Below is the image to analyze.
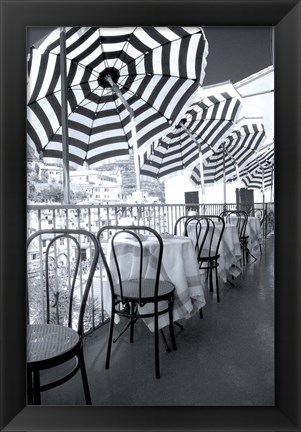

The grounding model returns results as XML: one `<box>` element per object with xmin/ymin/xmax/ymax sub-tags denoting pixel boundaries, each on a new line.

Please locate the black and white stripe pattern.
<box><xmin>27</xmin><ymin>27</ymin><xmax>208</xmax><ymax>167</ymax></box>
<box><xmin>190</xmin><ymin>118</ymin><xmax>266</xmax><ymax>186</ymax></box>
<box><xmin>139</xmin><ymin>82</ymin><xmax>242</xmax><ymax>181</ymax></box>
<box><xmin>239</xmin><ymin>146</ymin><xmax>274</xmax><ymax>190</ymax></box>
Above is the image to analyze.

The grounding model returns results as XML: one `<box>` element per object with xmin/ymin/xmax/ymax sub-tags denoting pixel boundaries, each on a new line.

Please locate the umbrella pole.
<box><xmin>222</xmin><ymin>143</ymin><xmax>227</xmax><ymax>211</ymax></box>
<box><xmin>105</xmin><ymin>76</ymin><xmax>141</xmax><ymax>201</ymax></box>
<box><xmin>270</xmin><ymin>164</ymin><xmax>274</xmax><ymax>203</ymax></box>
<box><xmin>130</xmin><ymin>112</ymin><xmax>142</xmax><ymax>196</ymax></box>
<box><xmin>60</xmin><ymin>27</ymin><xmax>70</xmax><ymax>204</ymax></box>
<box><xmin>262</xmin><ymin>166</ymin><xmax>265</xmax><ymax>210</ymax></box>
<box><xmin>180</xmin><ymin>122</ymin><xmax>205</xmax><ymax>195</ymax></box>
<box><xmin>235</xmin><ymin>164</ymin><xmax>241</xmax><ymax>187</ymax></box>
<box><xmin>198</xmin><ymin>147</ymin><xmax>205</xmax><ymax>196</ymax></box>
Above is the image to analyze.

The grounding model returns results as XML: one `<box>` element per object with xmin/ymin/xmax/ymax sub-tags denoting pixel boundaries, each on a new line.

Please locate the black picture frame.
<box><xmin>0</xmin><ymin>1</ymin><xmax>300</xmax><ymax>431</ymax></box>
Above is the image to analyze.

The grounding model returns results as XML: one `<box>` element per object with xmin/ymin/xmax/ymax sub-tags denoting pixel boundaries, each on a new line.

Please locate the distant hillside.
<box><xmin>27</xmin><ymin>150</ymin><xmax>165</xmax><ymax>201</ymax></box>
<box><xmin>100</xmin><ymin>155</ymin><xmax>165</xmax><ymax>200</ymax></box>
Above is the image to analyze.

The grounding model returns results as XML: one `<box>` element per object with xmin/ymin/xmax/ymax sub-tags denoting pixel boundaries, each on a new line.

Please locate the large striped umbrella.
<box><xmin>139</xmin><ymin>82</ymin><xmax>242</xmax><ymax>189</ymax></box>
<box><xmin>190</xmin><ymin>118</ymin><xmax>266</xmax><ymax>205</ymax></box>
<box><xmin>234</xmin><ymin>144</ymin><xmax>274</xmax><ymax>204</ymax></box>
<box><xmin>27</xmin><ymin>26</ymin><xmax>208</xmax><ymax>202</ymax></box>
<box><xmin>239</xmin><ymin>145</ymin><xmax>274</xmax><ymax>190</ymax></box>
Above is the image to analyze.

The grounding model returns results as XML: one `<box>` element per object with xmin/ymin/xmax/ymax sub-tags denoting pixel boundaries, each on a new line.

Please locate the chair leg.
<box><xmin>209</xmin><ymin>266</ymin><xmax>213</xmax><ymax>292</ymax></box>
<box><xmin>215</xmin><ymin>265</ymin><xmax>220</xmax><ymax>303</ymax></box>
<box><xmin>79</xmin><ymin>350</ymin><xmax>92</xmax><ymax>405</ymax></box>
<box><xmin>154</xmin><ymin>314</ymin><xmax>160</xmax><ymax>379</ymax></box>
<box><xmin>130</xmin><ymin>302</ymin><xmax>135</xmax><ymax>343</ymax></box>
<box><xmin>199</xmin><ymin>308</ymin><xmax>203</xmax><ymax>319</ymax></box>
<box><xmin>241</xmin><ymin>242</ymin><xmax>246</xmax><ymax>266</ymax></box>
<box><xmin>168</xmin><ymin>303</ymin><xmax>177</xmax><ymax>351</ymax></box>
<box><xmin>105</xmin><ymin>310</ymin><xmax>115</xmax><ymax>370</ymax></box>
<box><xmin>175</xmin><ymin>321</ymin><xmax>184</xmax><ymax>330</ymax></box>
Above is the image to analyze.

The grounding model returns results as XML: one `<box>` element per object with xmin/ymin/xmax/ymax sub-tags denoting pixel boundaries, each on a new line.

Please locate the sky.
<box><xmin>202</xmin><ymin>26</ymin><xmax>273</xmax><ymax>85</ymax></box>
<box><xmin>27</xmin><ymin>26</ymin><xmax>273</xmax><ymax>86</ymax></box>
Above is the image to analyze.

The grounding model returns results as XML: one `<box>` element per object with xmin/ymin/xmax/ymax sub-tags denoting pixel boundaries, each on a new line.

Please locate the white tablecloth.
<box><xmin>226</xmin><ymin>216</ymin><xmax>262</xmax><ymax>253</ymax></box>
<box><xmin>104</xmin><ymin>235</ymin><xmax>206</xmax><ymax>331</ymax></box>
<box><xmin>186</xmin><ymin>222</ymin><xmax>243</xmax><ymax>282</ymax></box>
<box><xmin>245</xmin><ymin>216</ymin><xmax>262</xmax><ymax>252</ymax></box>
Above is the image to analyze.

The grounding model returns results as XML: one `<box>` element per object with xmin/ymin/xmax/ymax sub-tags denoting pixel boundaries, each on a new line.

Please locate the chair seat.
<box><xmin>114</xmin><ymin>279</ymin><xmax>175</xmax><ymax>302</ymax></box>
<box><xmin>198</xmin><ymin>253</ymin><xmax>220</xmax><ymax>262</ymax></box>
<box><xmin>27</xmin><ymin>324</ymin><xmax>80</xmax><ymax>364</ymax></box>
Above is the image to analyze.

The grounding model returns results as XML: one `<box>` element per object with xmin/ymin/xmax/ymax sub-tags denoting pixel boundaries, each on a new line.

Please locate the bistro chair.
<box><xmin>220</xmin><ymin>210</ymin><xmax>250</xmax><ymax>266</ymax></box>
<box><xmin>174</xmin><ymin>215</ymin><xmax>197</xmax><ymax>236</ymax></box>
<box><xmin>236</xmin><ymin>210</ymin><xmax>256</xmax><ymax>264</ymax></box>
<box><xmin>192</xmin><ymin>216</ymin><xmax>225</xmax><ymax>303</ymax></box>
<box><xmin>174</xmin><ymin>216</ymin><xmax>206</xmax><ymax>319</ymax></box>
<box><xmin>97</xmin><ymin>225</ymin><xmax>177</xmax><ymax>379</ymax></box>
<box><xmin>26</xmin><ymin>229</ymin><xmax>100</xmax><ymax>405</ymax></box>
<box><xmin>249</xmin><ymin>208</ymin><xmax>265</xmax><ymax>253</ymax></box>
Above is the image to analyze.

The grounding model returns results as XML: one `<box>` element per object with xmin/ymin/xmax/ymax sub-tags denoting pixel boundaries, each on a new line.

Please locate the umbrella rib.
<box><xmin>111</xmin><ymin>27</ymin><xmax>139</xmax><ymax>72</ymax></box>
<box><xmin>98</xmin><ymin>27</ymin><xmax>112</xmax><ymax>72</ymax></box>
<box><xmin>116</xmin><ymin>28</ymin><xmax>204</xmax><ymax>79</ymax></box>
<box><xmin>107</xmin><ymin>78</ymin><xmax>175</xmax><ymax>123</ymax></box>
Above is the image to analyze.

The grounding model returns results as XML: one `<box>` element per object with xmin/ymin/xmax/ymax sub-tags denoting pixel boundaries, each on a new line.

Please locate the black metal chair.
<box><xmin>220</xmin><ymin>210</ymin><xmax>250</xmax><ymax>265</ymax></box>
<box><xmin>97</xmin><ymin>225</ymin><xmax>177</xmax><ymax>379</ymax></box>
<box><xmin>249</xmin><ymin>208</ymin><xmax>265</xmax><ymax>253</ymax></box>
<box><xmin>236</xmin><ymin>210</ymin><xmax>251</xmax><ymax>264</ymax></box>
<box><xmin>174</xmin><ymin>215</ymin><xmax>198</xmax><ymax>236</ymax></box>
<box><xmin>191</xmin><ymin>216</ymin><xmax>225</xmax><ymax>303</ymax></box>
<box><xmin>26</xmin><ymin>229</ymin><xmax>100</xmax><ymax>405</ymax></box>
<box><xmin>174</xmin><ymin>215</ymin><xmax>206</xmax><ymax>319</ymax></box>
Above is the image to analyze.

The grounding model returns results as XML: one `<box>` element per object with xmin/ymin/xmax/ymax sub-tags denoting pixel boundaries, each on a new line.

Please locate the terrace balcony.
<box><xmin>25</xmin><ymin>200</ymin><xmax>275</xmax><ymax>405</ymax></box>
<box><xmin>27</xmin><ymin>201</ymin><xmax>274</xmax><ymax>333</ymax></box>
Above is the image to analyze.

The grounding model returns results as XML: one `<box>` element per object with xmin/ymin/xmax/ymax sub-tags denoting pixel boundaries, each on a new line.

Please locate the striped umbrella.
<box><xmin>239</xmin><ymin>145</ymin><xmax>274</xmax><ymax>190</ymax></box>
<box><xmin>27</xmin><ymin>26</ymin><xmax>208</xmax><ymax>201</ymax></box>
<box><xmin>190</xmin><ymin>118</ymin><xmax>266</xmax><ymax>205</ymax></box>
<box><xmin>234</xmin><ymin>144</ymin><xmax>274</xmax><ymax>205</ymax></box>
<box><xmin>139</xmin><ymin>82</ymin><xmax>242</xmax><ymax>189</ymax></box>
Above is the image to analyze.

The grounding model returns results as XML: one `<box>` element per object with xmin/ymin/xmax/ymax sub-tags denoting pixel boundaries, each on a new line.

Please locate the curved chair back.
<box><xmin>236</xmin><ymin>210</ymin><xmax>248</xmax><ymax>238</ymax></box>
<box><xmin>26</xmin><ymin>229</ymin><xmax>100</xmax><ymax>336</ymax></box>
<box><xmin>220</xmin><ymin>210</ymin><xmax>247</xmax><ymax>239</ymax></box>
<box><xmin>174</xmin><ymin>215</ymin><xmax>199</xmax><ymax>236</ymax></box>
<box><xmin>202</xmin><ymin>215</ymin><xmax>225</xmax><ymax>260</ymax></box>
<box><xmin>97</xmin><ymin>225</ymin><xmax>163</xmax><ymax>307</ymax></box>
<box><xmin>249</xmin><ymin>207</ymin><xmax>266</xmax><ymax>225</ymax></box>
<box><xmin>184</xmin><ymin>216</ymin><xmax>209</xmax><ymax>257</ymax></box>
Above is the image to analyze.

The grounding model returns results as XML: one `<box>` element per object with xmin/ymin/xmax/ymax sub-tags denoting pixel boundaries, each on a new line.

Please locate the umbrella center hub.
<box><xmin>98</xmin><ymin>67</ymin><xmax>120</xmax><ymax>88</ymax></box>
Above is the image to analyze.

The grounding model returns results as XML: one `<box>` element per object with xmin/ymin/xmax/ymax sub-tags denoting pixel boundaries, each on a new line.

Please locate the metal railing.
<box><xmin>27</xmin><ymin>201</ymin><xmax>274</xmax><ymax>333</ymax></box>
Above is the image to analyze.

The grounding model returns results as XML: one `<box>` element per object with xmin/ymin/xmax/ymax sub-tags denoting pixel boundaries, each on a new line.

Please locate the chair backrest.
<box><xmin>97</xmin><ymin>225</ymin><xmax>164</xmax><ymax>306</ymax></box>
<box><xmin>174</xmin><ymin>215</ymin><xmax>198</xmax><ymax>236</ymax></box>
<box><xmin>184</xmin><ymin>216</ymin><xmax>209</xmax><ymax>256</ymax></box>
<box><xmin>202</xmin><ymin>215</ymin><xmax>225</xmax><ymax>259</ymax></box>
<box><xmin>26</xmin><ymin>229</ymin><xmax>100</xmax><ymax>336</ymax></box>
<box><xmin>236</xmin><ymin>210</ymin><xmax>248</xmax><ymax>238</ymax></box>
<box><xmin>249</xmin><ymin>208</ymin><xmax>266</xmax><ymax>224</ymax></box>
<box><xmin>219</xmin><ymin>210</ymin><xmax>232</xmax><ymax>219</ymax></box>
<box><xmin>220</xmin><ymin>210</ymin><xmax>247</xmax><ymax>238</ymax></box>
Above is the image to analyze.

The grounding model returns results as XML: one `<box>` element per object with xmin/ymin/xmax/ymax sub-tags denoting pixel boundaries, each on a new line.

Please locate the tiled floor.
<box><xmin>40</xmin><ymin>234</ymin><xmax>275</xmax><ymax>406</ymax></box>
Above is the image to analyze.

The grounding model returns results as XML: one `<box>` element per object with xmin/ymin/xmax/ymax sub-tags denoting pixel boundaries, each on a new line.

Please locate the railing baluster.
<box><xmin>27</xmin><ymin>200</ymin><xmax>268</xmax><ymax>333</ymax></box>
